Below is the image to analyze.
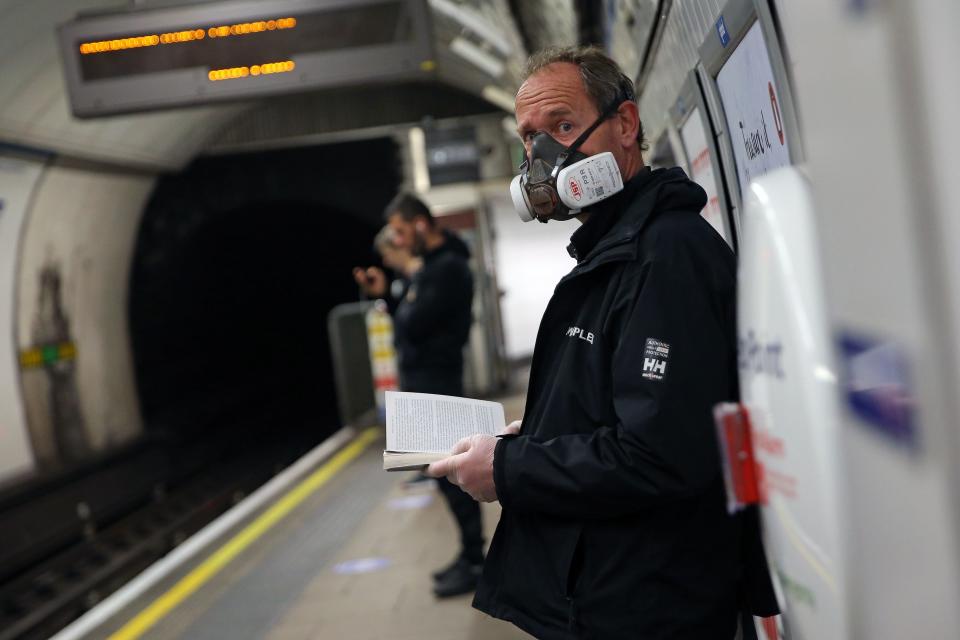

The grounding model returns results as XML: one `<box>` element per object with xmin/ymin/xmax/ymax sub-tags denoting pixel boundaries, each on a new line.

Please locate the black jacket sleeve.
<box><xmin>495</xmin><ymin>256</ymin><xmax>731</xmax><ymax>518</ymax></box>
<box><xmin>393</xmin><ymin>259</ymin><xmax>472</xmax><ymax>343</ymax></box>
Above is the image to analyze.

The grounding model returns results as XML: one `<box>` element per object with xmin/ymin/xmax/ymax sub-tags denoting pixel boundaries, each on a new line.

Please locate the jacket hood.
<box><xmin>575</xmin><ymin>166</ymin><xmax>707</xmax><ymax>263</ymax></box>
<box><xmin>646</xmin><ymin>166</ymin><xmax>709</xmax><ymax>211</ymax></box>
<box><xmin>430</xmin><ymin>229</ymin><xmax>471</xmax><ymax>260</ymax></box>
<box><xmin>612</xmin><ymin>166</ymin><xmax>706</xmax><ymax>229</ymax></box>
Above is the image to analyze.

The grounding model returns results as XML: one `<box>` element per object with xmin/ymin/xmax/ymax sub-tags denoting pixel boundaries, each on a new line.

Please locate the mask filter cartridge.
<box><xmin>555</xmin><ymin>152</ymin><xmax>623</xmax><ymax>210</ymax></box>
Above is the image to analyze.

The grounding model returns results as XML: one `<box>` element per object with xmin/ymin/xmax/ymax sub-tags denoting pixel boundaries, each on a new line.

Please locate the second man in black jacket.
<box><xmin>354</xmin><ymin>193</ymin><xmax>481</xmax><ymax>598</ymax></box>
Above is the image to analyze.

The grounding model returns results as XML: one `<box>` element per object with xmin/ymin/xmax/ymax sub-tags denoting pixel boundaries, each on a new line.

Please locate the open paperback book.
<box><xmin>383</xmin><ymin>391</ymin><xmax>505</xmax><ymax>471</ymax></box>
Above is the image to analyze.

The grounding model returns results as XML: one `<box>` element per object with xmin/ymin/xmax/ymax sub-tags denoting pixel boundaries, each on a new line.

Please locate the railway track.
<box><xmin>0</xmin><ymin>431</ymin><xmax>317</xmax><ymax>640</ymax></box>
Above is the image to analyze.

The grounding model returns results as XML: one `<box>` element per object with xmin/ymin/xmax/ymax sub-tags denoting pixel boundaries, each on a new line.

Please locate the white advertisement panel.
<box><xmin>679</xmin><ymin>106</ymin><xmax>731</xmax><ymax>245</ymax></box>
<box><xmin>0</xmin><ymin>151</ymin><xmax>43</xmax><ymax>483</ymax></box>
<box><xmin>740</xmin><ymin>168</ymin><xmax>850</xmax><ymax>639</ymax></box>
<box><xmin>716</xmin><ymin>21</ymin><xmax>791</xmax><ymax>197</ymax></box>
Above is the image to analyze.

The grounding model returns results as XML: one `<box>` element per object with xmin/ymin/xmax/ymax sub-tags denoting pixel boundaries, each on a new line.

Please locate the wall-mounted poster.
<box><xmin>679</xmin><ymin>106</ymin><xmax>730</xmax><ymax>245</ymax></box>
<box><xmin>716</xmin><ymin>20</ymin><xmax>791</xmax><ymax>196</ymax></box>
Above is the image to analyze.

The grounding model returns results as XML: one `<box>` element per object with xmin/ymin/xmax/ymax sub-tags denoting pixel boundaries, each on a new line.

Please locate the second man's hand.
<box><xmin>426</xmin><ymin>421</ymin><xmax>521</xmax><ymax>503</ymax></box>
<box><xmin>352</xmin><ymin>265</ymin><xmax>387</xmax><ymax>298</ymax></box>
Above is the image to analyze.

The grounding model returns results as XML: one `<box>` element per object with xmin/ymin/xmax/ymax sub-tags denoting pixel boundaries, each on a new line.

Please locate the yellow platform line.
<box><xmin>109</xmin><ymin>427</ymin><xmax>382</xmax><ymax>640</ymax></box>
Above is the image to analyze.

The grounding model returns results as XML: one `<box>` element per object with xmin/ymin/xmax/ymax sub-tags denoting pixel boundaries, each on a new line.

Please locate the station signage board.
<box><xmin>58</xmin><ymin>0</ymin><xmax>432</xmax><ymax>117</ymax></box>
<box><xmin>715</xmin><ymin>21</ymin><xmax>791</xmax><ymax>196</ymax></box>
<box><xmin>425</xmin><ymin>126</ymin><xmax>480</xmax><ymax>186</ymax></box>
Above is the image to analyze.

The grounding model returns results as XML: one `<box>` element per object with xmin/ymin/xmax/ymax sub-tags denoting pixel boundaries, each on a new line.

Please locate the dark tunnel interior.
<box><xmin>129</xmin><ymin>138</ymin><xmax>400</xmax><ymax>454</ymax></box>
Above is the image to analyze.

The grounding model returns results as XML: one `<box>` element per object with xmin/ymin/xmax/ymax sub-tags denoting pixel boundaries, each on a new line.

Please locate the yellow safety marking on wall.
<box><xmin>108</xmin><ymin>427</ymin><xmax>382</xmax><ymax>640</ymax></box>
<box><xmin>19</xmin><ymin>342</ymin><xmax>77</xmax><ymax>369</ymax></box>
<box><xmin>19</xmin><ymin>349</ymin><xmax>43</xmax><ymax>368</ymax></box>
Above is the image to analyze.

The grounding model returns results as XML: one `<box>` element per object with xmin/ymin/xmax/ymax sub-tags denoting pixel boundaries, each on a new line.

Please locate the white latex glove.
<box><xmin>425</xmin><ymin>421</ymin><xmax>520</xmax><ymax>502</ymax></box>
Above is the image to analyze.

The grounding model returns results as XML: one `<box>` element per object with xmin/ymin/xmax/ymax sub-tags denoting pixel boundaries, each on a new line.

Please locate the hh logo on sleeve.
<box><xmin>642</xmin><ymin>338</ymin><xmax>670</xmax><ymax>381</ymax></box>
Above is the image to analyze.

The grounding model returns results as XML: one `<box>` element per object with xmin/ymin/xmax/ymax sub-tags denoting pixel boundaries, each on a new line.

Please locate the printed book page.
<box><xmin>385</xmin><ymin>391</ymin><xmax>505</xmax><ymax>454</ymax></box>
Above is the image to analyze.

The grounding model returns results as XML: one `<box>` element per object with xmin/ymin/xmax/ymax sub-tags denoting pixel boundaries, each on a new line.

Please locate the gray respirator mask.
<box><xmin>510</xmin><ymin>95</ymin><xmax>630</xmax><ymax>223</ymax></box>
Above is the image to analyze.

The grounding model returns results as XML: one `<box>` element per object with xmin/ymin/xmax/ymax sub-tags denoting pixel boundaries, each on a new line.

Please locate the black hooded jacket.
<box><xmin>393</xmin><ymin>230</ymin><xmax>473</xmax><ymax>388</ymax></box>
<box><xmin>474</xmin><ymin>168</ymin><xmax>778</xmax><ymax>639</ymax></box>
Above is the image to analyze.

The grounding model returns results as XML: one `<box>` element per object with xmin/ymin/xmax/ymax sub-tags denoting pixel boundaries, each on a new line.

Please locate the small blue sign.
<box><xmin>838</xmin><ymin>333</ymin><xmax>917</xmax><ymax>450</ymax></box>
<box><xmin>387</xmin><ymin>493</ymin><xmax>434</xmax><ymax>510</ymax></box>
<box><xmin>332</xmin><ymin>557</ymin><xmax>392</xmax><ymax>575</ymax></box>
<box><xmin>848</xmin><ymin>0</ymin><xmax>870</xmax><ymax>15</ymax></box>
<box><xmin>716</xmin><ymin>15</ymin><xmax>730</xmax><ymax>47</ymax></box>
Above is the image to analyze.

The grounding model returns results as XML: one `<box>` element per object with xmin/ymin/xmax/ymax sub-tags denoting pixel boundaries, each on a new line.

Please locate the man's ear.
<box><xmin>616</xmin><ymin>101</ymin><xmax>641</xmax><ymax>148</ymax></box>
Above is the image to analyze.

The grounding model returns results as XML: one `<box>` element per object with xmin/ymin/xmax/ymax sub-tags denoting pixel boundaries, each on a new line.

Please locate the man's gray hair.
<box><xmin>522</xmin><ymin>45</ymin><xmax>647</xmax><ymax>151</ymax></box>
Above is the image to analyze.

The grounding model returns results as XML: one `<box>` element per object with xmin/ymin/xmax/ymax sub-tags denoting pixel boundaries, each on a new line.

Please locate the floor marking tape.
<box><xmin>108</xmin><ymin>427</ymin><xmax>381</xmax><ymax>640</ymax></box>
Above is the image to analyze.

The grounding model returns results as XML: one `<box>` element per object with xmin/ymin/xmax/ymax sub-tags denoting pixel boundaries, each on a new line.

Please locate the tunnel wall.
<box><xmin>0</xmin><ymin>150</ymin><xmax>45</xmax><ymax>483</ymax></box>
<box><xmin>16</xmin><ymin>159</ymin><xmax>152</xmax><ymax>467</ymax></box>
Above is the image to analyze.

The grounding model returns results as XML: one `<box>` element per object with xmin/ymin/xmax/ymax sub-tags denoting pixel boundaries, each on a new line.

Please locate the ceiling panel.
<box><xmin>0</xmin><ymin>0</ymin><xmax>528</xmax><ymax>169</ymax></box>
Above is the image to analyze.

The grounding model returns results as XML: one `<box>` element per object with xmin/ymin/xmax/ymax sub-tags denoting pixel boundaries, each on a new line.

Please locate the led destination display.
<box><xmin>58</xmin><ymin>0</ymin><xmax>431</xmax><ymax>117</ymax></box>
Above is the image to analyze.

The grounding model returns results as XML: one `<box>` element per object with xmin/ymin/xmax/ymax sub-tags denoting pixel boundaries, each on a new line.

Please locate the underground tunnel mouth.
<box><xmin>128</xmin><ymin>137</ymin><xmax>400</xmax><ymax>457</ymax></box>
<box><xmin>129</xmin><ymin>200</ymin><xmax>381</xmax><ymax>450</ymax></box>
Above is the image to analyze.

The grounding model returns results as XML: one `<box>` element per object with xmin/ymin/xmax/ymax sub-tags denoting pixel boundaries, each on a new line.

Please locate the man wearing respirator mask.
<box><xmin>426</xmin><ymin>47</ymin><xmax>778</xmax><ymax>638</ymax></box>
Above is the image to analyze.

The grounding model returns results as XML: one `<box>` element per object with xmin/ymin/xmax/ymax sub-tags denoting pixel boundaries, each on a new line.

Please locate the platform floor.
<box><xmin>88</xmin><ymin>391</ymin><xmax>530</xmax><ymax>640</ymax></box>
<box><xmin>265</xmin><ymin>463</ymin><xmax>528</xmax><ymax>640</ymax></box>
